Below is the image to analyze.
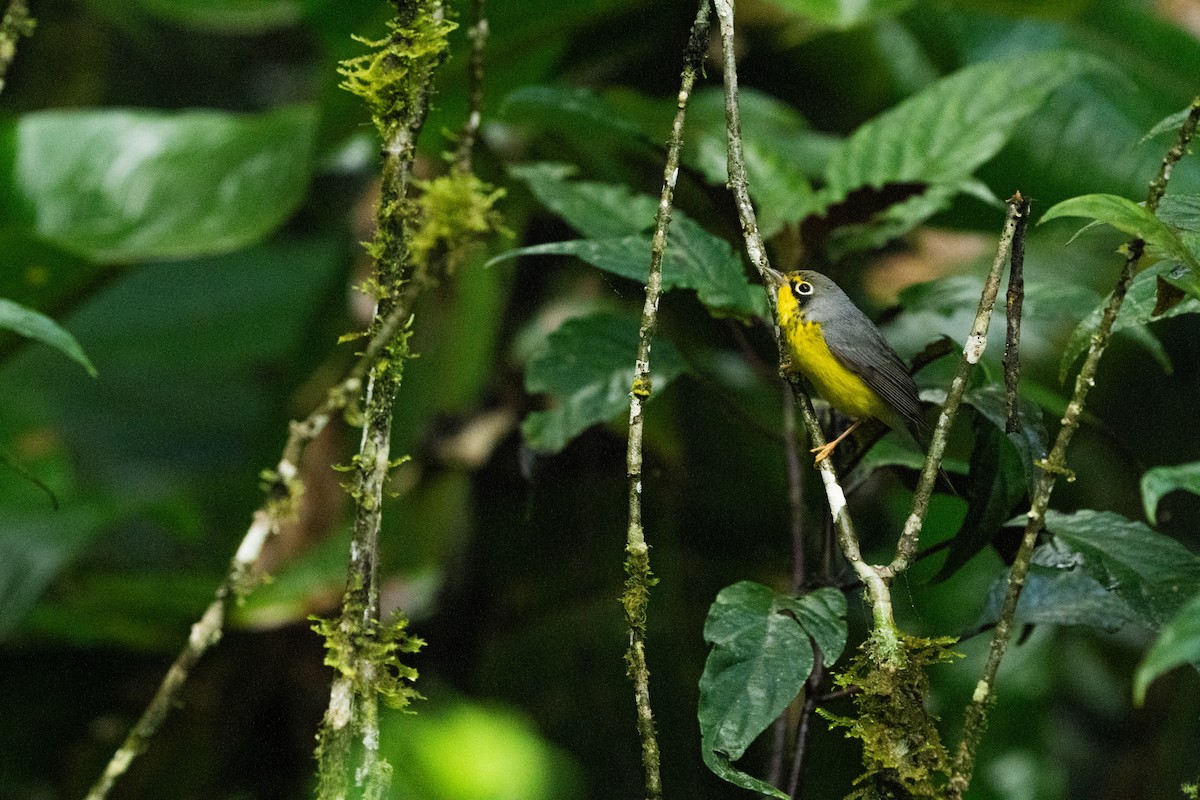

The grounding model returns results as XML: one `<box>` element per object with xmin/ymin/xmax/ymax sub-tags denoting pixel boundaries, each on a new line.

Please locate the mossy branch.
<box><xmin>947</xmin><ymin>97</ymin><xmax>1200</xmax><ymax>799</ymax></box>
<box><xmin>621</xmin><ymin>4</ymin><xmax>710</xmax><ymax>797</ymax></box>
<box><xmin>315</xmin><ymin>3</ymin><xmax>453</xmax><ymax>797</ymax></box>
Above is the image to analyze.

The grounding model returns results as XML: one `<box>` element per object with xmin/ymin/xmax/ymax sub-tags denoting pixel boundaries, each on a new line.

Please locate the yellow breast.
<box><xmin>779</xmin><ymin>306</ymin><xmax>890</xmax><ymax>423</ymax></box>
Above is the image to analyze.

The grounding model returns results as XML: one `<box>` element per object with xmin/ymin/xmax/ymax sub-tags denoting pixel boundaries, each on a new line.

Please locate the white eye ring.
<box><xmin>793</xmin><ymin>281</ymin><xmax>814</xmax><ymax>297</ymax></box>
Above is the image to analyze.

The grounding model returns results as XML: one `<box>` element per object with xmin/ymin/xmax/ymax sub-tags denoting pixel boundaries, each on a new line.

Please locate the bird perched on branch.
<box><xmin>764</xmin><ymin>268</ymin><xmax>925</xmax><ymax>464</ymax></box>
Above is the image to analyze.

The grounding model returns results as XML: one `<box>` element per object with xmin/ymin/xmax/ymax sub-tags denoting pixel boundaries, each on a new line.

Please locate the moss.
<box><xmin>621</xmin><ymin>543</ymin><xmax>658</xmax><ymax>637</ymax></box>
<box><xmin>409</xmin><ymin>170</ymin><xmax>508</xmax><ymax>279</ymax></box>
<box><xmin>337</xmin><ymin>0</ymin><xmax>456</xmax><ymax>137</ymax></box>
<box><xmin>311</xmin><ymin>611</ymin><xmax>425</xmax><ymax>712</ymax></box>
<box><xmin>820</xmin><ymin>635</ymin><xmax>961</xmax><ymax>800</ymax></box>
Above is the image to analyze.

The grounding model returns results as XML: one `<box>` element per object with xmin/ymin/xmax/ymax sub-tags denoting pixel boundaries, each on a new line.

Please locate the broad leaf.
<box><xmin>1060</xmin><ymin>261</ymin><xmax>1200</xmax><ymax>380</ymax></box>
<box><xmin>1134</xmin><ymin>590</ymin><xmax>1200</xmax><ymax>705</ymax></box>
<box><xmin>508</xmin><ymin>162</ymin><xmax>656</xmax><ymax>239</ymax></box>
<box><xmin>491</xmin><ymin>216</ymin><xmax>765</xmax><ymax>319</ymax></box>
<box><xmin>498</xmin><ymin>85</ymin><xmax>652</xmax><ymax>148</ymax></box>
<box><xmin>522</xmin><ymin>312</ymin><xmax>686</xmax><ymax>453</ymax></box>
<box><xmin>1039</xmin><ymin>193</ymin><xmax>1200</xmax><ymax>269</ymax></box>
<box><xmin>1140</xmin><ymin>105</ymin><xmax>1196</xmax><ymax>143</ymax></box>
<box><xmin>698</xmin><ymin>582</ymin><xmax>846</xmax><ymax>799</ymax></box>
<box><xmin>1141</xmin><ymin>461</ymin><xmax>1200</xmax><ymax>526</ymax></box>
<box><xmin>1044</xmin><ymin>509</ymin><xmax>1200</xmax><ymax>629</ymax></box>
<box><xmin>1153</xmin><ymin>194</ymin><xmax>1200</xmax><ymax>231</ymax></box>
<box><xmin>1</xmin><ymin>106</ymin><xmax>316</xmax><ymax>262</ymax></box>
<box><xmin>964</xmin><ymin>384</ymin><xmax>1048</xmax><ymax>496</ymax></box>
<box><xmin>817</xmin><ymin>50</ymin><xmax>1104</xmax><ymax>235</ymax></box>
<box><xmin>0</xmin><ymin>298</ymin><xmax>96</xmax><ymax>376</ymax></box>
<box><xmin>977</xmin><ymin>543</ymin><xmax>1144</xmax><ymax>633</ymax></box>
<box><xmin>934</xmin><ymin>414</ymin><xmax>1027</xmax><ymax>582</ymax></box>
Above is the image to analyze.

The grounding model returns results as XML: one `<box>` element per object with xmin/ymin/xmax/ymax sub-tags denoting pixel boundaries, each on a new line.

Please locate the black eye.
<box><xmin>791</xmin><ymin>281</ymin><xmax>814</xmax><ymax>299</ymax></box>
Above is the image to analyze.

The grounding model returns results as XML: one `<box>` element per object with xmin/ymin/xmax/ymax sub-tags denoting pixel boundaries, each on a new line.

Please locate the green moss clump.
<box><xmin>621</xmin><ymin>543</ymin><xmax>658</xmax><ymax>637</ymax></box>
<box><xmin>311</xmin><ymin>611</ymin><xmax>425</xmax><ymax>712</ymax></box>
<box><xmin>409</xmin><ymin>170</ymin><xmax>507</xmax><ymax>278</ymax></box>
<box><xmin>337</xmin><ymin>0</ymin><xmax>456</xmax><ymax>135</ymax></box>
<box><xmin>820</xmin><ymin>634</ymin><xmax>961</xmax><ymax>800</ymax></box>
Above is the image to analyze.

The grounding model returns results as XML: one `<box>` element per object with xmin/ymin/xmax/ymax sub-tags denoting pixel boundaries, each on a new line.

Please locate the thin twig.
<box><xmin>83</xmin><ymin>295</ymin><xmax>416</xmax><ymax>800</ymax></box>
<box><xmin>0</xmin><ymin>0</ymin><xmax>34</xmax><ymax>95</ymax></box>
<box><xmin>947</xmin><ymin>98</ymin><xmax>1200</xmax><ymax>800</ymax></box>
<box><xmin>785</xmin><ymin>651</ymin><xmax>825</xmax><ymax>800</ymax></box>
<box><xmin>454</xmin><ymin>0</ymin><xmax>487</xmax><ymax>173</ymax></box>
<box><xmin>881</xmin><ymin>196</ymin><xmax>1027</xmax><ymax>579</ymax></box>
<box><xmin>1003</xmin><ymin>196</ymin><xmax>1030</xmax><ymax>434</ymax></box>
<box><xmin>622</xmin><ymin>4</ymin><xmax>710</xmax><ymax>798</ymax></box>
<box><xmin>712</xmin><ymin>0</ymin><xmax>896</xmax><ymax>656</ymax></box>
<box><xmin>767</xmin><ymin>384</ymin><xmax>810</xmax><ymax>788</ymax></box>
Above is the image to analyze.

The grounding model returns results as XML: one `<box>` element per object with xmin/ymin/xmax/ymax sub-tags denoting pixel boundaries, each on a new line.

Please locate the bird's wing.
<box><xmin>820</xmin><ymin>309</ymin><xmax>925</xmax><ymax>437</ymax></box>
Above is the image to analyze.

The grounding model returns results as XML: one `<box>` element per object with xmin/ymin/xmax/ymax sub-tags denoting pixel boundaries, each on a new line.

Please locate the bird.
<box><xmin>764</xmin><ymin>268</ymin><xmax>925</xmax><ymax>464</ymax></box>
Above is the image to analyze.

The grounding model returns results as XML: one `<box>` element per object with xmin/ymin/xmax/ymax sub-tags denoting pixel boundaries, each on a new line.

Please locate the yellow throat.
<box><xmin>776</xmin><ymin>284</ymin><xmax>894</xmax><ymax>425</ymax></box>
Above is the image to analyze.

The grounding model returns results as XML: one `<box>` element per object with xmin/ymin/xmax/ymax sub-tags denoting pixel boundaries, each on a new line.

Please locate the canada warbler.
<box><xmin>765</xmin><ymin>268</ymin><xmax>924</xmax><ymax>464</ymax></box>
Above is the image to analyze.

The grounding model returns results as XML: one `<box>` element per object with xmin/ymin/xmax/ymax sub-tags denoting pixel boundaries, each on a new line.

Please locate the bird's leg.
<box><xmin>811</xmin><ymin>419</ymin><xmax>862</xmax><ymax>465</ymax></box>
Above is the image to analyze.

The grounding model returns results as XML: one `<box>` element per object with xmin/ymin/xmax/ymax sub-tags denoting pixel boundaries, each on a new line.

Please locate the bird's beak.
<box><xmin>762</xmin><ymin>267</ymin><xmax>787</xmax><ymax>289</ymax></box>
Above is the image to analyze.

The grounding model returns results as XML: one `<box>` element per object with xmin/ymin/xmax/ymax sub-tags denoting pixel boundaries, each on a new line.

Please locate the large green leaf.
<box><xmin>964</xmin><ymin>384</ymin><xmax>1048</xmax><ymax>497</ymax></box>
<box><xmin>698</xmin><ymin>582</ymin><xmax>846</xmax><ymax>799</ymax></box>
<box><xmin>1044</xmin><ymin>509</ymin><xmax>1200</xmax><ymax>629</ymax></box>
<box><xmin>508</xmin><ymin>162</ymin><xmax>656</xmax><ymax>239</ymax></box>
<box><xmin>522</xmin><ymin>312</ymin><xmax>686</xmax><ymax>454</ymax></box>
<box><xmin>491</xmin><ymin>173</ymin><xmax>765</xmax><ymax>319</ymax></box>
<box><xmin>1039</xmin><ymin>193</ymin><xmax>1200</xmax><ymax>269</ymax></box>
<box><xmin>819</xmin><ymin>50</ymin><xmax>1105</xmax><ymax>211</ymax></box>
<box><xmin>1141</xmin><ymin>461</ymin><xmax>1200</xmax><ymax>527</ymax></box>
<box><xmin>1059</xmin><ymin>260</ymin><xmax>1200</xmax><ymax>381</ymax></box>
<box><xmin>1133</xmin><ymin>589</ymin><xmax>1200</xmax><ymax>705</ymax></box>
<box><xmin>934</xmin><ymin>413</ymin><xmax>1027</xmax><ymax>582</ymax></box>
<box><xmin>977</xmin><ymin>543</ymin><xmax>1144</xmax><ymax>633</ymax></box>
<box><xmin>0</xmin><ymin>298</ymin><xmax>96</xmax><ymax>376</ymax></box>
<box><xmin>1</xmin><ymin>106</ymin><xmax>316</xmax><ymax>263</ymax></box>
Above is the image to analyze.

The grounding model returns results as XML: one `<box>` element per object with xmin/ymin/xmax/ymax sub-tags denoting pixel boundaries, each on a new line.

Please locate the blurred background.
<box><xmin>1</xmin><ymin>0</ymin><xmax>1199</xmax><ymax>798</ymax></box>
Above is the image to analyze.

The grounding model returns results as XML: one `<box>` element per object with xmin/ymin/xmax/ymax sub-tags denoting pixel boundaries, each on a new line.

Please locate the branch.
<box><xmin>1003</xmin><ymin>198</ymin><xmax>1029</xmax><ymax>434</ymax></box>
<box><xmin>712</xmin><ymin>0</ymin><xmax>900</xmax><ymax>657</ymax></box>
<box><xmin>622</xmin><ymin>5</ymin><xmax>710</xmax><ymax>798</ymax></box>
<box><xmin>316</xmin><ymin>3</ymin><xmax>451</xmax><ymax>796</ymax></box>
<box><xmin>0</xmin><ymin>0</ymin><xmax>33</xmax><ymax>96</ymax></box>
<box><xmin>947</xmin><ymin>97</ymin><xmax>1200</xmax><ymax>800</ymax></box>
<box><xmin>881</xmin><ymin>195</ymin><xmax>1028</xmax><ymax>579</ymax></box>
<box><xmin>454</xmin><ymin>0</ymin><xmax>487</xmax><ymax>173</ymax></box>
<box><xmin>83</xmin><ymin>295</ymin><xmax>416</xmax><ymax>800</ymax></box>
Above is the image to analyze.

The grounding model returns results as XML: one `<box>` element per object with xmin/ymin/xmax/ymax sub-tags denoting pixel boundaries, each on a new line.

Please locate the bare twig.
<box><xmin>622</xmin><ymin>4</ymin><xmax>710</xmax><ymax>798</ymax></box>
<box><xmin>83</xmin><ymin>296</ymin><xmax>415</xmax><ymax>800</ymax></box>
<box><xmin>881</xmin><ymin>196</ymin><xmax>1028</xmax><ymax>579</ymax></box>
<box><xmin>0</xmin><ymin>0</ymin><xmax>33</xmax><ymax>95</ymax></box>
<box><xmin>454</xmin><ymin>0</ymin><xmax>487</xmax><ymax>173</ymax></box>
<box><xmin>947</xmin><ymin>98</ymin><xmax>1200</xmax><ymax>799</ymax></box>
<box><xmin>785</xmin><ymin>651</ymin><xmax>825</xmax><ymax>800</ymax></box>
<box><xmin>1003</xmin><ymin>196</ymin><xmax>1030</xmax><ymax>434</ymax></box>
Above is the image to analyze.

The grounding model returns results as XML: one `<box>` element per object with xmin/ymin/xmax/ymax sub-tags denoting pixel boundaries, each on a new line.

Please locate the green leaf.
<box><xmin>1059</xmin><ymin>260</ymin><xmax>1200</xmax><ymax>381</ymax></box>
<box><xmin>698</xmin><ymin>582</ymin><xmax>846</xmax><ymax>799</ymax></box>
<box><xmin>490</xmin><ymin>217</ymin><xmax>765</xmax><ymax>319</ymax></box>
<box><xmin>1154</xmin><ymin>194</ymin><xmax>1200</xmax><ymax>231</ymax></box>
<box><xmin>1134</xmin><ymin>590</ymin><xmax>1200</xmax><ymax>705</ymax></box>
<box><xmin>1140</xmin><ymin>105</ymin><xmax>1196</xmax><ymax>144</ymax></box>
<box><xmin>1</xmin><ymin>106</ymin><xmax>316</xmax><ymax>263</ymax></box>
<box><xmin>933</xmin><ymin>414</ymin><xmax>1027</xmax><ymax>582</ymax></box>
<box><xmin>977</xmin><ymin>543</ymin><xmax>1144</xmax><ymax>633</ymax></box>
<box><xmin>963</xmin><ymin>384</ymin><xmax>1048</xmax><ymax>497</ymax></box>
<box><xmin>766</xmin><ymin>0</ymin><xmax>915</xmax><ymax>29</ymax></box>
<box><xmin>1039</xmin><ymin>193</ymin><xmax>1200</xmax><ymax>269</ymax></box>
<box><xmin>522</xmin><ymin>312</ymin><xmax>686</xmax><ymax>453</ymax></box>
<box><xmin>0</xmin><ymin>298</ymin><xmax>96</xmax><ymax>376</ymax></box>
<box><xmin>818</xmin><ymin>50</ymin><xmax>1105</xmax><ymax>217</ymax></box>
<box><xmin>508</xmin><ymin>162</ymin><xmax>657</xmax><ymax>238</ymax></box>
<box><xmin>1044</xmin><ymin>509</ymin><xmax>1200</xmax><ymax>629</ymax></box>
<box><xmin>498</xmin><ymin>85</ymin><xmax>652</xmax><ymax>148</ymax></box>
<box><xmin>1141</xmin><ymin>461</ymin><xmax>1200</xmax><ymax>526</ymax></box>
